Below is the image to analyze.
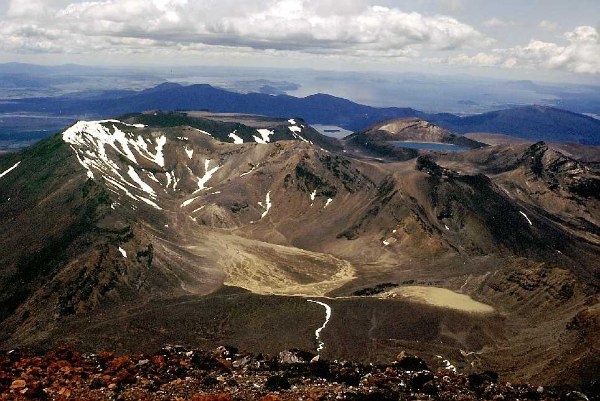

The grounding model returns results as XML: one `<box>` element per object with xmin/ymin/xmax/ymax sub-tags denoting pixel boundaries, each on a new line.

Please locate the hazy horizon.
<box><xmin>0</xmin><ymin>1</ymin><xmax>599</xmax><ymax>85</ymax></box>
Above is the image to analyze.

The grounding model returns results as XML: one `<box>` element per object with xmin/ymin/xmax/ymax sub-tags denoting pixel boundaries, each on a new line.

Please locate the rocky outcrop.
<box><xmin>521</xmin><ymin>141</ymin><xmax>600</xmax><ymax>200</ymax></box>
<box><xmin>0</xmin><ymin>345</ymin><xmax>594</xmax><ymax>401</ymax></box>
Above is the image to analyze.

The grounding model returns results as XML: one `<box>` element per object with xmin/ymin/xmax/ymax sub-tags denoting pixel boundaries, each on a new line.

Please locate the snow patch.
<box><xmin>165</xmin><ymin>171</ymin><xmax>180</xmax><ymax>189</ymax></box>
<box><xmin>307</xmin><ymin>300</ymin><xmax>332</xmax><ymax>353</ymax></box>
<box><xmin>137</xmin><ymin>196</ymin><xmax>162</xmax><ymax>210</ymax></box>
<box><xmin>228</xmin><ymin>130</ymin><xmax>244</xmax><ymax>144</ymax></box>
<box><xmin>240</xmin><ymin>165</ymin><xmax>257</xmax><ymax>177</ymax></box>
<box><xmin>0</xmin><ymin>161</ymin><xmax>21</xmax><ymax>179</ymax></box>
<box><xmin>151</xmin><ymin>135</ymin><xmax>167</xmax><ymax>167</ymax></box>
<box><xmin>185</xmin><ymin>147</ymin><xmax>194</xmax><ymax>159</ymax></box>
<box><xmin>69</xmin><ymin>121</ymin><xmax>137</xmax><ymax>162</ymax></box>
<box><xmin>310</xmin><ymin>190</ymin><xmax>316</xmax><ymax>205</ymax></box>
<box><xmin>253</xmin><ymin>129</ymin><xmax>274</xmax><ymax>144</ymax></box>
<box><xmin>519</xmin><ymin>211</ymin><xmax>533</xmax><ymax>226</ymax></box>
<box><xmin>289</xmin><ymin>125</ymin><xmax>309</xmax><ymax>142</ymax></box>
<box><xmin>104</xmin><ymin>175</ymin><xmax>139</xmax><ymax>203</ymax></box>
<box><xmin>192</xmin><ymin>205</ymin><xmax>206</xmax><ymax>214</ymax></box>
<box><xmin>181</xmin><ymin>196</ymin><xmax>201</xmax><ymax>207</ymax></box>
<box><xmin>131</xmin><ymin>134</ymin><xmax>166</xmax><ymax>167</ymax></box>
<box><xmin>118</xmin><ymin>247</ymin><xmax>127</xmax><ymax>258</ymax></box>
<box><xmin>103</xmin><ymin>120</ymin><xmax>146</xmax><ymax>129</ymax></box>
<box><xmin>258</xmin><ymin>191</ymin><xmax>272</xmax><ymax>219</ymax></box>
<box><xmin>198</xmin><ymin>159</ymin><xmax>220</xmax><ymax>190</ymax></box>
<box><xmin>288</xmin><ymin>119</ymin><xmax>311</xmax><ymax>142</ymax></box>
<box><xmin>103</xmin><ymin>171</ymin><xmax>162</xmax><ymax>210</ymax></box>
<box><xmin>146</xmin><ymin>172</ymin><xmax>160</xmax><ymax>184</ymax></box>
<box><xmin>324</xmin><ymin>198</ymin><xmax>333</xmax><ymax>208</ymax></box>
<box><xmin>195</xmin><ymin>128</ymin><xmax>212</xmax><ymax>137</ymax></box>
<box><xmin>62</xmin><ymin>120</ymin><xmax>168</xmax><ymax>188</ymax></box>
<box><xmin>127</xmin><ymin>166</ymin><xmax>155</xmax><ymax>196</ymax></box>
<box><xmin>445</xmin><ymin>225</ymin><xmax>450</xmax><ymax>231</ymax></box>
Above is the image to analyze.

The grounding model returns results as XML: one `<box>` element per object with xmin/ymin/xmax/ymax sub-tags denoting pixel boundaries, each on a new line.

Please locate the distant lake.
<box><xmin>312</xmin><ymin>124</ymin><xmax>353</xmax><ymax>139</ymax></box>
<box><xmin>389</xmin><ymin>141</ymin><xmax>468</xmax><ymax>152</ymax></box>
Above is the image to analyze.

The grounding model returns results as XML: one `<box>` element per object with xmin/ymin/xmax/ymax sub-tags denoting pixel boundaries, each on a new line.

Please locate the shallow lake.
<box><xmin>389</xmin><ymin>141</ymin><xmax>468</xmax><ymax>152</ymax></box>
<box><xmin>385</xmin><ymin>286</ymin><xmax>495</xmax><ymax>313</ymax></box>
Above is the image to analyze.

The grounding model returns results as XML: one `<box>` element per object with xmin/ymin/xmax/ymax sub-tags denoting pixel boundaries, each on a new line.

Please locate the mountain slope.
<box><xmin>0</xmin><ymin>114</ymin><xmax>599</xmax><ymax>388</ymax></box>
<box><xmin>122</xmin><ymin>111</ymin><xmax>341</xmax><ymax>151</ymax></box>
<box><xmin>430</xmin><ymin>105</ymin><xmax>600</xmax><ymax>145</ymax></box>
<box><xmin>0</xmin><ymin>116</ymin><xmax>373</xmax><ymax>345</ymax></box>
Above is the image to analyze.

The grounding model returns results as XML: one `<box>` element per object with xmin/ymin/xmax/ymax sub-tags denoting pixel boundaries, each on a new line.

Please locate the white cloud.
<box><xmin>539</xmin><ymin>20</ymin><xmax>560</xmax><ymax>31</ymax></box>
<box><xmin>483</xmin><ymin>18</ymin><xmax>513</xmax><ymax>28</ymax></box>
<box><xmin>446</xmin><ymin>52</ymin><xmax>502</xmax><ymax>66</ymax></box>
<box><xmin>2</xmin><ymin>0</ymin><xmax>596</xmax><ymax>77</ymax></box>
<box><xmin>551</xmin><ymin>26</ymin><xmax>600</xmax><ymax>74</ymax></box>
<box><xmin>0</xmin><ymin>0</ymin><xmax>490</xmax><ymax>58</ymax></box>
<box><xmin>435</xmin><ymin>26</ymin><xmax>600</xmax><ymax>75</ymax></box>
<box><xmin>7</xmin><ymin>0</ymin><xmax>52</xmax><ymax>18</ymax></box>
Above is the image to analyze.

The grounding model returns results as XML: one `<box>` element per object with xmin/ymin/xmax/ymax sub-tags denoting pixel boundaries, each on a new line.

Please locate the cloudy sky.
<box><xmin>1</xmin><ymin>0</ymin><xmax>599</xmax><ymax>82</ymax></box>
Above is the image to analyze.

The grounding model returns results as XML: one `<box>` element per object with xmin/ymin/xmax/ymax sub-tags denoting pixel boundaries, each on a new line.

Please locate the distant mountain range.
<box><xmin>431</xmin><ymin>105</ymin><xmax>600</xmax><ymax>145</ymax></box>
<box><xmin>1</xmin><ymin>82</ymin><xmax>600</xmax><ymax>145</ymax></box>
